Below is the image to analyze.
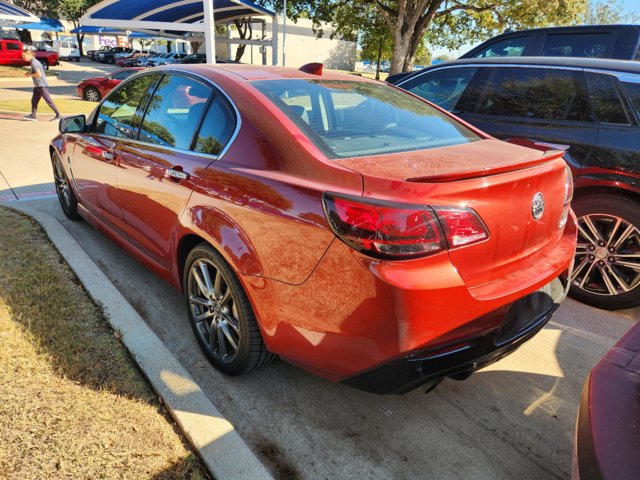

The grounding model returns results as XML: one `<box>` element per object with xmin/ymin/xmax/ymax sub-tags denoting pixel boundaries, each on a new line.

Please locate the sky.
<box><xmin>431</xmin><ymin>0</ymin><xmax>640</xmax><ymax>59</ymax></box>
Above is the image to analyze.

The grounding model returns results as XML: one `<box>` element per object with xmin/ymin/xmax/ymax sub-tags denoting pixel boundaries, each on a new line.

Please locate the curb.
<box><xmin>3</xmin><ymin>202</ymin><xmax>273</xmax><ymax>480</ymax></box>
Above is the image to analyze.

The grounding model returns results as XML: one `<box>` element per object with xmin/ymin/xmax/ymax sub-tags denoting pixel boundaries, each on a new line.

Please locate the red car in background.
<box><xmin>0</xmin><ymin>39</ymin><xmax>59</xmax><ymax>70</ymax></box>
<box><xmin>76</xmin><ymin>67</ymin><xmax>143</xmax><ymax>102</ymax></box>
<box><xmin>51</xmin><ymin>65</ymin><xmax>576</xmax><ymax>394</ymax></box>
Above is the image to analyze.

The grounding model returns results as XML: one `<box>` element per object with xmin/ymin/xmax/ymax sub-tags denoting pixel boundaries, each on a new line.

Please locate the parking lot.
<box><xmin>0</xmin><ymin>89</ymin><xmax>637</xmax><ymax>478</ymax></box>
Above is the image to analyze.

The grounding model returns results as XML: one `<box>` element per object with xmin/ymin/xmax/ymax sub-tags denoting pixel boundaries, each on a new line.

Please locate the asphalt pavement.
<box><xmin>1</xmin><ymin>66</ymin><xmax>638</xmax><ymax>479</ymax></box>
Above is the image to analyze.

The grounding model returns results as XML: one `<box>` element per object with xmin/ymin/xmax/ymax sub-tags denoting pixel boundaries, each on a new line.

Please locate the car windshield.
<box><xmin>252</xmin><ymin>79</ymin><xmax>479</xmax><ymax>158</ymax></box>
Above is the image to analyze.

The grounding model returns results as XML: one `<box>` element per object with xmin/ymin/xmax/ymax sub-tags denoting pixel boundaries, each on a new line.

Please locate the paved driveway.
<box><xmin>0</xmin><ymin>112</ymin><xmax>637</xmax><ymax>479</ymax></box>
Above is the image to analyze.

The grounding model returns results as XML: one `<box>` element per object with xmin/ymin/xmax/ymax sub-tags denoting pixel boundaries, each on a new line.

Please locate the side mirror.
<box><xmin>59</xmin><ymin>114</ymin><xmax>86</xmax><ymax>133</ymax></box>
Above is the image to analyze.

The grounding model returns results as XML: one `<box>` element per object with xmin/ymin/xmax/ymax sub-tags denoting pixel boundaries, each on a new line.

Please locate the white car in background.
<box><xmin>53</xmin><ymin>40</ymin><xmax>80</xmax><ymax>62</ymax></box>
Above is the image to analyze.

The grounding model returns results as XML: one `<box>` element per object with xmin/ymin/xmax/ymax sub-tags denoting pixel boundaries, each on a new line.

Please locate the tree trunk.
<box><xmin>375</xmin><ymin>37</ymin><xmax>383</xmax><ymax>80</ymax></box>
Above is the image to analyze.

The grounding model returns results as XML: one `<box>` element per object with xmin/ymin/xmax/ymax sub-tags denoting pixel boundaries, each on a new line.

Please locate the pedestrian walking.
<box><xmin>22</xmin><ymin>48</ymin><xmax>61</xmax><ymax>122</ymax></box>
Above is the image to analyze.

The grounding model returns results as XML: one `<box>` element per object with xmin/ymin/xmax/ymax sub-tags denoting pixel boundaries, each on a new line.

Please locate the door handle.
<box><xmin>166</xmin><ymin>168</ymin><xmax>190</xmax><ymax>181</ymax></box>
<box><xmin>102</xmin><ymin>151</ymin><xmax>115</xmax><ymax>161</ymax></box>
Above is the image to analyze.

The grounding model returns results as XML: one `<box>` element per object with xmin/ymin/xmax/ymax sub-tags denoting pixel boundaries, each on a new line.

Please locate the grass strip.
<box><xmin>0</xmin><ymin>98</ymin><xmax>95</xmax><ymax>115</ymax></box>
<box><xmin>0</xmin><ymin>207</ymin><xmax>208</xmax><ymax>480</ymax></box>
<box><xmin>0</xmin><ymin>65</ymin><xmax>58</xmax><ymax>77</ymax></box>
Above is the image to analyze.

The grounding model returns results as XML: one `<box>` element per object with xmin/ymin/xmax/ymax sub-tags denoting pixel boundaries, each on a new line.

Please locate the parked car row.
<box><xmin>77</xmin><ymin>54</ymin><xmax>212</xmax><ymax>102</ymax></box>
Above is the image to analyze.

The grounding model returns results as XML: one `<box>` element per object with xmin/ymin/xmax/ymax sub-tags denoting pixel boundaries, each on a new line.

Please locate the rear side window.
<box><xmin>400</xmin><ymin>67</ymin><xmax>478</xmax><ymax>112</ymax></box>
<box><xmin>622</xmin><ymin>80</ymin><xmax>640</xmax><ymax>118</ymax></box>
<box><xmin>541</xmin><ymin>33</ymin><xmax>610</xmax><ymax>58</ymax></box>
<box><xmin>253</xmin><ymin>79</ymin><xmax>480</xmax><ymax>159</ymax></box>
<box><xmin>139</xmin><ymin>75</ymin><xmax>211</xmax><ymax>150</ymax></box>
<box><xmin>6</xmin><ymin>42</ymin><xmax>20</xmax><ymax>51</ymax></box>
<box><xmin>585</xmin><ymin>73</ymin><xmax>631</xmax><ymax>124</ymax></box>
<box><xmin>93</xmin><ymin>74</ymin><xmax>158</xmax><ymax>139</ymax></box>
<box><xmin>475</xmin><ymin>67</ymin><xmax>592</xmax><ymax>122</ymax></box>
<box><xmin>193</xmin><ymin>95</ymin><xmax>236</xmax><ymax>155</ymax></box>
<box><xmin>470</xmin><ymin>37</ymin><xmax>529</xmax><ymax>58</ymax></box>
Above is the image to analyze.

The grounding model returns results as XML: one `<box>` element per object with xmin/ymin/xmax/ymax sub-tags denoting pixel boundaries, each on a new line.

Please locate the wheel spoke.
<box><xmin>189</xmin><ymin>295</ymin><xmax>211</xmax><ymax>307</ymax></box>
<box><xmin>213</xmin><ymin>270</ymin><xmax>223</xmax><ymax>299</ymax></box>
<box><xmin>220</xmin><ymin>322</ymin><xmax>238</xmax><ymax>351</ymax></box>
<box><xmin>599</xmin><ymin>265</ymin><xmax>621</xmax><ymax>295</ymax></box>
<box><xmin>605</xmin><ymin>265</ymin><xmax>630</xmax><ymax>293</ymax></box>
<box><xmin>220</xmin><ymin>288</ymin><xmax>232</xmax><ymax>307</ymax></box>
<box><xmin>199</xmin><ymin>261</ymin><xmax>215</xmax><ymax>298</ymax></box>
<box><xmin>217</xmin><ymin>327</ymin><xmax>228</xmax><ymax>357</ymax></box>
<box><xmin>578</xmin><ymin>216</ymin><xmax>601</xmax><ymax>245</ymax></box>
<box><xmin>222</xmin><ymin>312</ymin><xmax>240</xmax><ymax>334</ymax></box>
<box><xmin>194</xmin><ymin>310</ymin><xmax>214</xmax><ymax>322</ymax></box>
<box><xmin>579</xmin><ymin>261</ymin><xmax>597</xmax><ymax>289</ymax></box>
<box><xmin>570</xmin><ymin>256</ymin><xmax>591</xmax><ymax>282</ymax></box>
<box><xmin>192</xmin><ymin>265</ymin><xmax>211</xmax><ymax>298</ymax></box>
<box><xmin>612</xmin><ymin>224</ymin><xmax>636</xmax><ymax>250</ymax></box>
<box><xmin>605</xmin><ymin>218</ymin><xmax>623</xmax><ymax>248</ymax></box>
<box><xmin>614</xmin><ymin>260</ymin><xmax>640</xmax><ymax>272</ymax></box>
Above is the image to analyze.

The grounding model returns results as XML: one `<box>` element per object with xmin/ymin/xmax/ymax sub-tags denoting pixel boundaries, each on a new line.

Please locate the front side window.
<box><xmin>541</xmin><ymin>33</ymin><xmax>610</xmax><ymax>58</ymax></box>
<box><xmin>93</xmin><ymin>74</ymin><xmax>158</xmax><ymax>138</ymax></box>
<box><xmin>253</xmin><ymin>79</ymin><xmax>480</xmax><ymax>159</ymax></box>
<box><xmin>139</xmin><ymin>75</ymin><xmax>211</xmax><ymax>150</ymax></box>
<box><xmin>585</xmin><ymin>73</ymin><xmax>631</xmax><ymax>124</ymax></box>
<box><xmin>475</xmin><ymin>67</ymin><xmax>592</xmax><ymax>122</ymax></box>
<box><xmin>471</xmin><ymin>37</ymin><xmax>529</xmax><ymax>58</ymax></box>
<box><xmin>400</xmin><ymin>67</ymin><xmax>478</xmax><ymax>112</ymax></box>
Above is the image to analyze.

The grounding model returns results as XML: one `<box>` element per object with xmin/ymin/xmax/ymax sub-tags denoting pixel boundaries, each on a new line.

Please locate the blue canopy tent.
<box><xmin>16</xmin><ymin>17</ymin><xmax>64</xmax><ymax>31</ymax></box>
<box><xmin>80</xmin><ymin>0</ymin><xmax>276</xmax><ymax>64</ymax></box>
<box><xmin>0</xmin><ymin>0</ymin><xmax>39</xmax><ymax>26</ymax></box>
<box><xmin>70</xmin><ymin>26</ymin><xmax>158</xmax><ymax>38</ymax></box>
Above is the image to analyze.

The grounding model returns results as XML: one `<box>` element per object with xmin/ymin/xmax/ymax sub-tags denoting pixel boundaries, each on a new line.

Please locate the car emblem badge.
<box><xmin>531</xmin><ymin>193</ymin><xmax>545</xmax><ymax>220</ymax></box>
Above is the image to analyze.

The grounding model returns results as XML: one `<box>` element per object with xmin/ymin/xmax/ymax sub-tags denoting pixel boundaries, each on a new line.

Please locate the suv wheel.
<box><xmin>39</xmin><ymin>59</ymin><xmax>49</xmax><ymax>71</ymax></box>
<box><xmin>570</xmin><ymin>194</ymin><xmax>640</xmax><ymax>310</ymax></box>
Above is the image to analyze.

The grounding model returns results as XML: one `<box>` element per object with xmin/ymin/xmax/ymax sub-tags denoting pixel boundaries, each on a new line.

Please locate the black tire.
<box><xmin>52</xmin><ymin>153</ymin><xmax>79</xmax><ymax>220</ymax></box>
<box><xmin>183</xmin><ymin>243</ymin><xmax>274</xmax><ymax>375</ymax></box>
<box><xmin>39</xmin><ymin>59</ymin><xmax>49</xmax><ymax>71</ymax></box>
<box><xmin>83</xmin><ymin>86</ymin><xmax>101</xmax><ymax>102</ymax></box>
<box><xmin>569</xmin><ymin>193</ymin><xmax>640</xmax><ymax>310</ymax></box>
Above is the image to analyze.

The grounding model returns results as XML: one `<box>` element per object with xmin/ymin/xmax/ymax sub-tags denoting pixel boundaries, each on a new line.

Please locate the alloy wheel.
<box><xmin>53</xmin><ymin>157</ymin><xmax>72</xmax><ymax>211</ymax></box>
<box><xmin>187</xmin><ymin>259</ymin><xmax>241</xmax><ymax>364</ymax></box>
<box><xmin>571</xmin><ymin>213</ymin><xmax>640</xmax><ymax>298</ymax></box>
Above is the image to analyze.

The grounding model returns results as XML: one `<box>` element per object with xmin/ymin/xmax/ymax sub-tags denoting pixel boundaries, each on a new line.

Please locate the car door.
<box><xmin>457</xmin><ymin>66</ymin><xmax>598</xmax><ymax>171</ymax></box>
<box><xmin>71</xmin><ymin>73</ymin><xmax>159</xmax><ymax>237</ymax></box>
<box><xmin>583</xmin><ymin>71</ymin><xmax>640</xmax><ymax>175</ymax></box>
<box><xmin>114</xmin><ymin>73</ymin><xmax>236</xmax><ymax>268</ymax></box>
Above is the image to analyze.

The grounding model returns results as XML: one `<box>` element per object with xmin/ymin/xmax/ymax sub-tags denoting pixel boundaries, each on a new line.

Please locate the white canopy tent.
<box><xmin>80</xmin><ymin>0</ymin><xmax>277</xmax><ymax>64</ymax></box>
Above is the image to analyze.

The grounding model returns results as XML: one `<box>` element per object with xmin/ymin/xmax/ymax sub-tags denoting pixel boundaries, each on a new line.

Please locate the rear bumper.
<box><xmin>243</xmin><ymin>212</ymin><xmax>576</xmax><ymax>393</ymax></box>
<box><xmin>342</xmin><ymin>273</ymin><xmax>569</xmax><ymax>394</ymax></box>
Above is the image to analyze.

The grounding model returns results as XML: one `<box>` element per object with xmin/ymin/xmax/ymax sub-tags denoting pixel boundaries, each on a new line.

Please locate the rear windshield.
<box><xmin>252</xmin><ymin>79</ymin><xmax>480</xmax><ymax>158</ymax></box>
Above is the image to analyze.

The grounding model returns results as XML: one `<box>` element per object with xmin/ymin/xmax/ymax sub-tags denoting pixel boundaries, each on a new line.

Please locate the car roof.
<box><xmin>483</xmin><ymin>24</ymin><xmax>640</xmax><ymax>36</ymax></box>
<box><xmin>402</xmin><ymin>56</ymin><xmax>640</xmax><ymax>80</ymax></box>
<box><xmin>159</xmin><ymin>64</ymin><xmax>375</xmax><ymax>82</ymax></box>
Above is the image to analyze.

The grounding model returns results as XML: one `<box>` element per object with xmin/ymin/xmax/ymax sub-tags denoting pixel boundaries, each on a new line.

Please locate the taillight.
<box><xmin>434</xmin><ymin>207</ymin><xmax>489</xmax><ymax>247</ymax></box>
<box><xmin>563</xmin><ymin>165</ymin><xmax>574</xmax><ymax>207</ymax></box>
<box><xmin>322</xmin><ymin>194</ymin><xmax>488</xmax><ymax>259</ymax></box>
<box><xmin>560</xmin><ymin>165</ymin><xmax>574</xmax><ymax>229</ymax></box>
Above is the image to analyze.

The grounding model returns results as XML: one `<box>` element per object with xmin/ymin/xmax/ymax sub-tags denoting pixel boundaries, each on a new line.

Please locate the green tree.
<box><xmin>55</xmin><ymin>0</ymin><xmax>103</xmax><ymax>56</ymax></box>
<box><xmin>581</xmin><ymin>0</ymin><xmax>639</xmax><ymax>24</ymax></box>
<box><xmin>261</xmin><ymin>0</ymin><xmax>586</xmax><ymax>74</ymax></box>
